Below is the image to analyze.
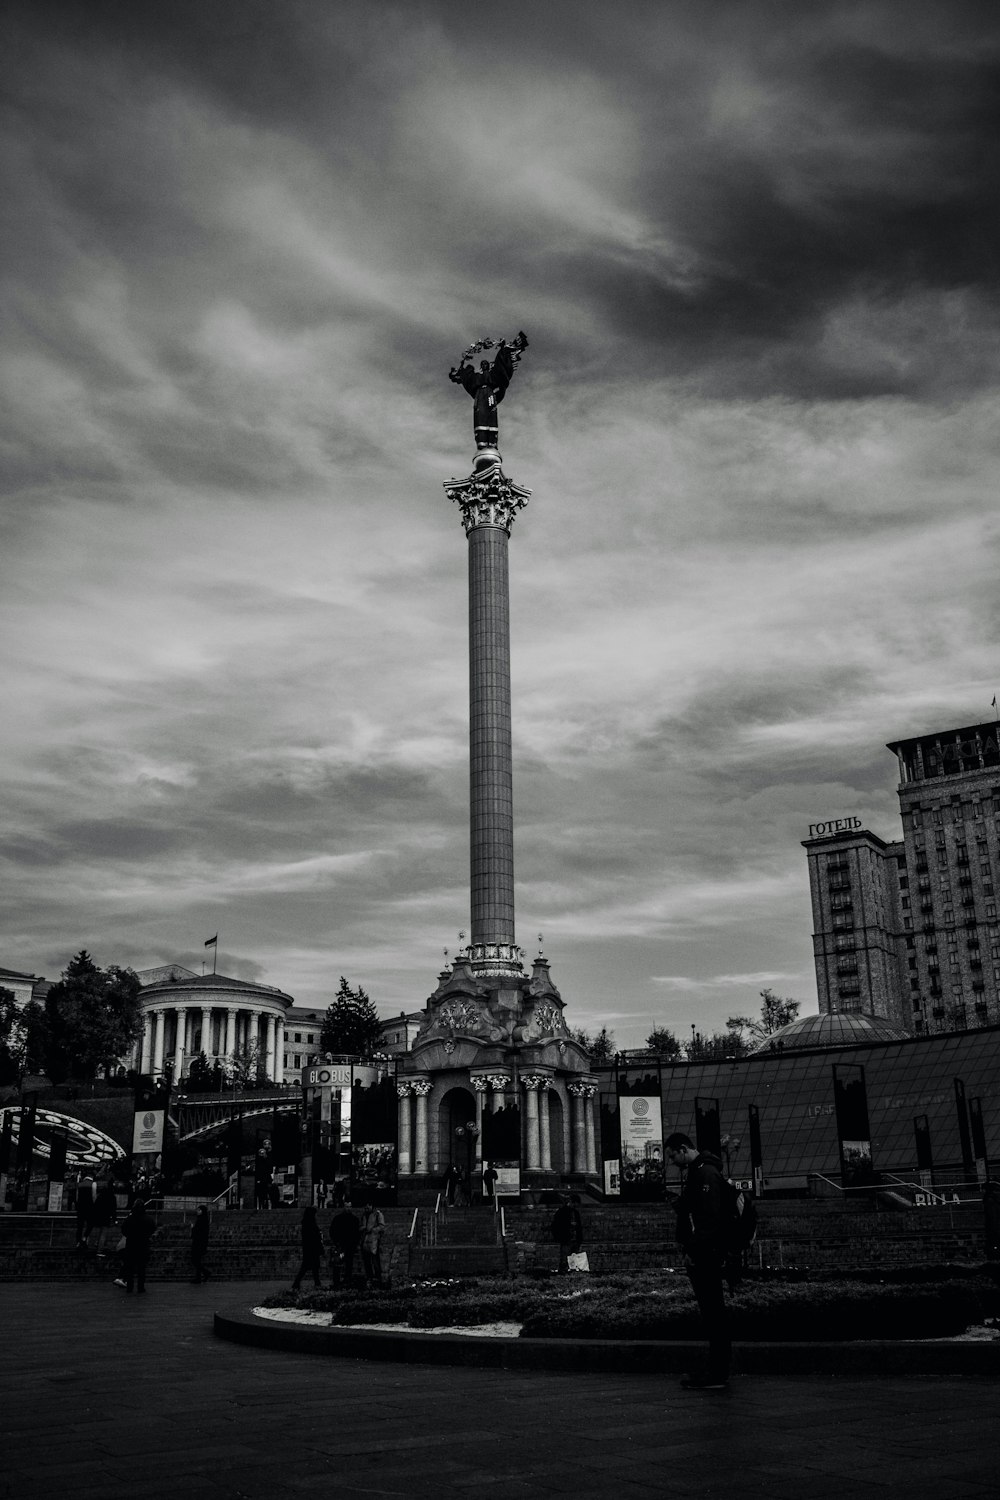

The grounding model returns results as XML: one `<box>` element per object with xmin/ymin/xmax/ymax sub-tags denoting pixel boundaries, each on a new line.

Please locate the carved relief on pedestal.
<box><xmin>529</xmin><ymin>1002</ymin><xmax>567</xmax><ymax>1039</ymax></box>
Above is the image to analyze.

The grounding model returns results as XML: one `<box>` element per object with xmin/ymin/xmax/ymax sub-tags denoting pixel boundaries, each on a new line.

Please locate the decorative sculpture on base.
<box><xmin>449</xmin><ymin>331</ymin><xmax>529</xmax><ymax>452</ymax></box>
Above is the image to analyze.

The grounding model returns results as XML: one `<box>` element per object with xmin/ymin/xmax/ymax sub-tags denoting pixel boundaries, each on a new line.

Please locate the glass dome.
<box><xmin>751</xmin><ymin>1010</ymin><xmax>912</xmax><ymax>1054</ymax></box>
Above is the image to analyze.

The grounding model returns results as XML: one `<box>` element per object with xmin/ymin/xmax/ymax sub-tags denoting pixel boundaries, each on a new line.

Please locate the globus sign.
<box><xmin>303</xmin><ymin>1064</ymin><xmax>377</xmax><ymax>1089</ymax></box>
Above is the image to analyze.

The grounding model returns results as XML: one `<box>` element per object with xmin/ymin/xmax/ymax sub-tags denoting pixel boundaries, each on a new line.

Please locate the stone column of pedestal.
<box><xmin>488</xmin><ymin>1074</ymin><xmax>507</xmax><ymax>1112</ymax></box>
<box><xmin>471</xmin><ymin>1077</ymin><xmax>489</xmax><ymax>1167</ymax></box>
<box><xmin>412</xmin><ymin>1080</ymin><xmax>431</xmax><ymax>1174</ymax></box>
<box><xmin>174</xmin><ymin>1006</ymin><xmax>188</xmax><ymax>1080</ymax></box>
<box><xmin>140</xmin><ymin>1013</ymin><xmax>152</xmax><ymax>1073</ymax></box>
<box><xmin>397</xmin><ymin>1083</ymin><xmax>413</xmax><ymax>1174</ymax></box>
<box><xmin>523</xmin><ymin>1076</ymin><xmax>542</xmax><ymax>1170</ymax></box>
<box><xmin>539</xmin><ymin>1081</ymin><xmax>552</xmax><ymax>1171</ymax></box>
<box><xmin>265</xmin><ymin>1015</ymin><xmax>276</xmax><ymax>1081</ymax></box>
<box><xmin>583</xmin><ymin>1084</ymin><xmax>597</xmax><ymax>1176</ymax></box>
<box><xmin>568</xmin><ymin>1083</ymin><xmax>587</xmax><ymax>1172</ymax></box>
<box><xmin>224</xmin><ymin>1008</ymin><xmax>236</xmax><ymax>1062</ymax></box>
<box><xmin>151</xmin><ymin>1010</ymin><xmax>165</xmax><ymax>1075</ymax></box>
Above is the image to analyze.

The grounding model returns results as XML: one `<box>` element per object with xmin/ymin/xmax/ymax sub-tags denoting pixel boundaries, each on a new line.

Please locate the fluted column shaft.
<box><xmin>569</xmin><ymin>1087</ymin><xmax>587</xmax><ymax>1173</ymax></box>
<box><xmin>174</xmin><ymin>1006</ymin><xmax>188</xmax><ymax>1079</ymax></box>
<box><xmin>140</xmin><ymin>1014</ymin><xmax>152</xmax><ymax>1073</ymax></box>
<box><xmin>275</xmin><ymin>1019</ymin><xmax>284</xmax><ymax>1083</ymax></box>
<box><xmin>224</xmin><ymin>1008</ymin><xmax>236</xmax><ymax>1060</ymax></box>
<box><xmin>523</xmin><ymin>1079</ymin><xmax>541</xmax><ymax>1170</ymax></box>
<box><xmin>151</xmin><ymin>1011</ymin><xmax>165</xmax><ymax>1075</ymax></box>
<box><xmin>539</xmin><ymin>1083</ymin><xmax>552</xmax><ymax>1171</ymax></box>
<box><xmin>468</xmin><ymin>523</ymin><xmax>515</xmax><ymax>948</ymax></box>
<box><xmin>584</xmin><ymin>1087</ymin><xmax>597</xmax><ymax>1175</ymax></box>
<box><xmin>413</xmin><ymin>1082</ymin><xmax>431</xmax><ymax>1174</ymax></box>
<box><xmin>397</xmin><ymin>1085</ymin><xmax>413</xmax><ymax>1175</ymax></box>
<box><xmin>265</xmin><ymin>1015</ymin><xmax>276</xmax><ymax>1081</ymax></box>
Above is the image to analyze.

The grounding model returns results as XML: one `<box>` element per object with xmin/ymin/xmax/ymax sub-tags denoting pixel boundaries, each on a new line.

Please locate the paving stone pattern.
<box><xmin>0</xmin><ymin>1281</ymin><xmax>996</xmax><ymax>1500</ymax></box>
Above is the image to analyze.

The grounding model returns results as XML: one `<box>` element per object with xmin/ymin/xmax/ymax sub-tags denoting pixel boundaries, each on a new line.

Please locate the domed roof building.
<box><xmin>751</xmin><ymin>1010</ymin><xmax>912</xmax><ymax>1054</ymax></box>
<box><xmin>135</xmin><ymin>967</ymin><xmax>293</xmax><ymax>1083</ymax></box>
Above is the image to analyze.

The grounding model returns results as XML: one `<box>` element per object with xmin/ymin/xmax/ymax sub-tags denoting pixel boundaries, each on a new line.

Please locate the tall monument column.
<box><xmin>446</xmin><ymin>408</ymin><xmax>530</xmax><ymax>970</ymax></box>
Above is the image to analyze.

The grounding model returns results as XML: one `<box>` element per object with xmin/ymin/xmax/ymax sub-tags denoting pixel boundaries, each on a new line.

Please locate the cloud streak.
<box><xmin>2</xmin><ymin>1</ymin><xmax>999</xmax><ymax>1044</ymax></box>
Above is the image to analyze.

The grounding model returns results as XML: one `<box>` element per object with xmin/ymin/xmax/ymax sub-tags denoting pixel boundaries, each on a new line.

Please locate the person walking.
<box><xmin>74</xmin><ymin>1170</ymin><xmax>96</xmax><ymax>1250</ymax></box>
<box><xmin>190</xmin><ymin>1205</ymin><xmax>211</xmax><ymax>1283</ymax></box>
<box><xmin>665</xmin><ymin>1131</ymin><xmax>732</xmax><ymax>1391</ymax></box>
<box><xmin>482</xmin><ymin>1163</ymin><xmax>498</xmax><ymax>1205</ymax></box>
<box><xmin>114</xmin><ymin>1199</ymin><xmax>156</xmax><ymax>1294</ymax></box>
<box><xmin>291</xmin><ymin>1206</ymin><xmax>324</xmax><ymax>1292</ymax></box>
<box><xmin>328</xmin><ymin>1203</ymin><xmax>361</xmax><ymax>1287</ymax></box>
<box><xmin>90</xmin><ymin>1176</ymin><xmax>118</xmax><ymax>1257</ymax></box>
<box><xmin>359</xmin><ymin>1200</ymin><xmax>385</xmax><ymax>1288</ymax></box>
<box><xmin>550</xmin><ymin>1193</ymin><xmax>583</xmax><ymax>1274</ymax></box>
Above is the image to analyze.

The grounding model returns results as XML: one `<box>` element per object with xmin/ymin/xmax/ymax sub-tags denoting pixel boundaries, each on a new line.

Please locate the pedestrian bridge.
<box><xmin>174</xmin><ymin>1089</ymin><xmax>298</xmax><ymax>1143</ymax></box>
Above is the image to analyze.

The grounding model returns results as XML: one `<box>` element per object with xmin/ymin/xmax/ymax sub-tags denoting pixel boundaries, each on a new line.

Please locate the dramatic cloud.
<box><xmin>3</xmin><ymin>0</ymin><xmax>1000</xmax><ymax>1044</ymax></box>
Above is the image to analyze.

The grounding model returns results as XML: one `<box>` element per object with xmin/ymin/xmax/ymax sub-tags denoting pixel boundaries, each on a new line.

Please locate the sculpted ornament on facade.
<box><xmin>531</xmin><ymin>1003</ymin><xmax>565</xmax><ymax>1037</ymax></box>
<box><xmin>436</xmin><ymin>999</ymin><xmax>487</xmax><ymax>1034</ymax></box>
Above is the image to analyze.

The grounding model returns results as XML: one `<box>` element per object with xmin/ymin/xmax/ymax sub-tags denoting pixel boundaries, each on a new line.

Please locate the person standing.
<box><xmin>74</xmin><ymin>1170</ymin><xmax>96</xmax><ymax>1250</ymax></box>
<box><xmin>665</xmin><ymin>1131</ymin><xmax>732</xmax><ymax>1391</ymax></box>
<box><xmin>328</xmin><ymin>1203</ymin><xmax>361</xmax><ymax>1287</ymax></box>
<box><xmin>483</xmin><ymin>1163</ymin><xmax>498</xmax><ymax>1205</ymax></box>
<box><xmin>359</xmin><ymin>1199</ymin><xmax>385</xmax><ymax>1288</ymax></box>
<box><xmin>90</xmin><ymin>1176</ymin><xmax>118</xmax><ymax>1257</ymax></box>
<box><xmin>291</xmin><ymin>1206</ymin><xmax>324</xmax><ymax>1292</ymax></box>
<box><xmin>550</xmin><ymin>1193</ymin><xmax>583</xmax><ymax>1274</ymax></box>
<box><xmin>114</xmin><ymin>1199</ymin><xmax>156</xmax><ymax>1294</ymax></box>
<box><xmin>190</xmin><ymin>1205</ymin><xmax>211</xmax><ymax>1283</ymax></box>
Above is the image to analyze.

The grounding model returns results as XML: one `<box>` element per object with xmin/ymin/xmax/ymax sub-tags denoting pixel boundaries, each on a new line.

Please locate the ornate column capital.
<box><xmin>444</xmin><ymin>457</ymin><xmax>531</xmax><ymax>536</ymax></box>
<box><xmin>411</xmin><ymin>1079</ymin><xmax>432</xmax><ymax>1097</ymax></box>
<box><xmin>470</xmin><ymin>1076</ymin><xmax>491</xmax><ymax>1094</ymax></box>
<box><xmin>521</xmin><ymin>1073</ymin><xmax>545</xmax><ymax>1091</ymax></box>
<box><xmin>487</xmin><ymin>1074</ymin><xmax>509</xmax><ymax>1091</ymax></box>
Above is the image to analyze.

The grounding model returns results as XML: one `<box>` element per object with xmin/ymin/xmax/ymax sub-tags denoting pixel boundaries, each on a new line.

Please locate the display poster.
<box><xmin>132</xmin><ymin>1108</ymin><xmax>165</xmax><ymax>1155</ymax></box>
<box><xmin>47</xmin><ymin>1181</ymin><xmax>64</xmax><ymax>1213</ymax></box>
<box><xmin>349</xmin><ymin>1075</ymin><xmax>398</xmax><ymax>1205</ymax></box>
<box><xmin>494</xmin><ymin>1164</ymin><xmax>520</xmax><ymax>1197</ymax></box>
<box><xmin>619</xmin><ymin>1094</ymin><xmax>665</xmax><ymax>1200</ymax></box>
<box><xmin>603</xmin><ymin>1158</ymin><xmax>620</xmax><ymax>1196</ymax></box>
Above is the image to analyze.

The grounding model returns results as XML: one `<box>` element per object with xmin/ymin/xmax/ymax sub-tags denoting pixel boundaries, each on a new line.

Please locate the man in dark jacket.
<box><xmin>550</xmin><ymin>1194</ymin><xmax>583</xmax><ymax>1274</ymax></box>
<box><xmin>190</xmin><ymin>1205</ymin><xmax>211</xmax><ymax>1283</ymax></box>
<box><xmin>328</xmin><ymin>1205</ymin><xmax>361</xmax><ymax>1287</ymax></box>
<box><xmin>114</xmin><ymin>1199</ymin><xmax>156</xmax><ymax>1294</ymax></box>
<box><xmin>665</xmin><ymin>1132</ymin><xmax>732</xmax><ymax>1390</ymax></box>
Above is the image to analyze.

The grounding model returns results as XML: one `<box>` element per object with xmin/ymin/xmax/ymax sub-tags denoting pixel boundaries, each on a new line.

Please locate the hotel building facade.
<box><xmin>804</xmin><ymin>719</ymin><xmax>1000</xmax><ymax>1036</ymax></box>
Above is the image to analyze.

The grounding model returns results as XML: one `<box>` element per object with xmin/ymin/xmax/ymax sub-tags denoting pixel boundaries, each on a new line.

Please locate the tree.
<box><xmin>0</xmin><ymin>987</ymin><xmax>22</xmax><ymax>1085</ymax></box>
<box><xmin>37</xmin><ymin>951</ymin><xmax>142</xmax><ymax>1082</ymax></box>
<box><xmin>573</xmin><ymin>1025</ymin><xmax>615</xmax><ymax>1062</ymax></box>
<box><xmin>186</xmin><ymin>1051</ymin><xmax>214</xmax><ymax>1091</ymax></box>
<box><xmin>320</xmin><ymin>977</ymin><xmax>383</xmax><ymax>1058</ymax></box>
<box><xmin>684</xmin><ymin>1018</ymin><xmax>750</xmax><ymax>1061</ymax></box>
<box><xmin>227</xmin><ymin>1040</ymin><xmax>267</xmax><ymax>1089</ymax></box>
<box><xmin>645</xmin><ymin>1025</ymin><xmax>682</xmax><ymax>1058</ymax></box>
<box><xmin>751</xmin><ymin>989</ymin><xmax>800</xmax><ymax>1044</ymax></box>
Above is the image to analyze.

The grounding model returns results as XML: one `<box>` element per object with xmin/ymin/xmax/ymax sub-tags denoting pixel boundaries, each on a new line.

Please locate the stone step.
<box><xmin>408</xmin><ymin>1245</ymin><xmax>507</xmax><ymax>1278</ymax></box>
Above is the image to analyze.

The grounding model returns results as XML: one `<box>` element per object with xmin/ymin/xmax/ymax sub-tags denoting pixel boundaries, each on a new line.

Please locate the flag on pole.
<box><xmin>205</xmin><ymin>935</ymin><xmax>218</xmax><ymax>948</ymax></box>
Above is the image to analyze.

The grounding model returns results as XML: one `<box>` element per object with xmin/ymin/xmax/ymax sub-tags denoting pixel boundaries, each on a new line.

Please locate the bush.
<box><xmin>260</xmin><ymin>1268</ymin><xmax>1000</xmax><ymax>1342</ymax></box>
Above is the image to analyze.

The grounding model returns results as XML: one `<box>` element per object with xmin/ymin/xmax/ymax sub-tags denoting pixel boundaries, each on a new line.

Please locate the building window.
<box><xmin>293</xmin><ymin>1054</ymin><xmax>301</xmax><ymax>1068</ymax></box>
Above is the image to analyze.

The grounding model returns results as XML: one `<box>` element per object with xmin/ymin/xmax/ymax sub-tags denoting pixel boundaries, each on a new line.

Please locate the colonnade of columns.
<box><xmin>138</xmin><ymin>1005</ymin><xmax>285</xmax><ymax>1084</ymax></box>
<box><xmin>395</xmin><ymin>1074</ymin><xmax>598</xmax><ymax>1176</ymax></box>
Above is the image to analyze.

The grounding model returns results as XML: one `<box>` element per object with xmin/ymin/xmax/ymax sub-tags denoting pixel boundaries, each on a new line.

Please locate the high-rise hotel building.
<box><xmin>804</xmin><ymin>719</ymin><xmax>1000</xmax><ymax>1035</ymax></box>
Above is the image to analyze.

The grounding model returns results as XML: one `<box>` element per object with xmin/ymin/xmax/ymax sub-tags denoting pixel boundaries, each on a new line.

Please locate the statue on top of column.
<box><xmin>449</xmin><ymin>331</ymin><xmax>529</xmax><ymax>450</ymax></box>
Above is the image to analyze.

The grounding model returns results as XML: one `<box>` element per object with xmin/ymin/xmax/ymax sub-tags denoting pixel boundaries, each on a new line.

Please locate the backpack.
<box><xmin>722</xmin><ymin>1179</ymin><xmax>758</xmax><ymax>1254</ymax></box>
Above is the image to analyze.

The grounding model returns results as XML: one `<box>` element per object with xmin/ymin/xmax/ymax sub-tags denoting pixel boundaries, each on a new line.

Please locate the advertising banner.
<box><xmin>132</xmin><ymin>1108</ymin><xmax>165</xmax><ymax>1156</ymax></box>
<box><xmin>619</xmin><ymin>1093</ymin><xmax>665</xmax><ymax>1200</ymax></box>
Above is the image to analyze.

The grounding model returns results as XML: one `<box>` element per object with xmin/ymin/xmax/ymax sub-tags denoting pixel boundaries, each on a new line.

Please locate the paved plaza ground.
<box><xmin>0</xmin><ymin>1280</ymin><xmax>996</xmax><ymax>1499</ymax></box>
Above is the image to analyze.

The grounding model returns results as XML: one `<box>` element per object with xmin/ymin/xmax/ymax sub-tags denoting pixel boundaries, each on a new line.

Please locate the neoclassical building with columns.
<box><xmin>134</xmin><ymin>966</ymin><xmax>292</xmax><ymax>1085</ymax></box>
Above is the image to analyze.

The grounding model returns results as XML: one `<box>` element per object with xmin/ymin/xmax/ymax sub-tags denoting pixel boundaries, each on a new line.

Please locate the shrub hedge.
<box><xmin>261</xmin><ymin>1269</ymin><xmax>1000</xmax><ymax>1341</ymax></box>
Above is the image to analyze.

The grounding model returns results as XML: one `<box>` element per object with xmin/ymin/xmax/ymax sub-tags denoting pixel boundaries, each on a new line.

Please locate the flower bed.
<box><xmin>260</xmin><ymin>1268</ymin><xmax>1000</xmax><ymax>1342</ymax></box>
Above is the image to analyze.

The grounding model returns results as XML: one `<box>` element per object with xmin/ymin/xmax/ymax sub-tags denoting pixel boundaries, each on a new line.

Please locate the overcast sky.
<box><xmin>3</xmin><ymin>1</ymin><xmax>1000</xmax><ymax>1047</ymax></box>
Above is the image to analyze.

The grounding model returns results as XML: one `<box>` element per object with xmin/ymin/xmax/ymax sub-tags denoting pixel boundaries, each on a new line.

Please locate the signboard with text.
<box><xmin>132</xmin><ymin>1108</ymin><xmax>165</xmax><ymax>1156</ymax></box>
